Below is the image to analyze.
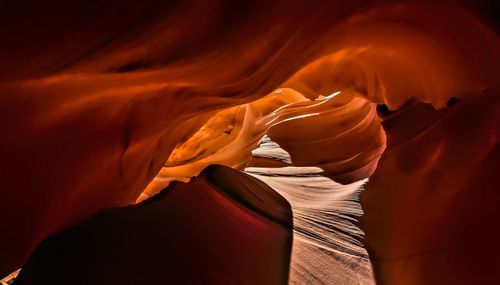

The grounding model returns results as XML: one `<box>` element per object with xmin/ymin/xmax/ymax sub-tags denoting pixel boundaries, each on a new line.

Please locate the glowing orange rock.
<box><xmin>0</xmin><ymin>1</ymin><xmax>498</xmax><ymax>284</ymax></box>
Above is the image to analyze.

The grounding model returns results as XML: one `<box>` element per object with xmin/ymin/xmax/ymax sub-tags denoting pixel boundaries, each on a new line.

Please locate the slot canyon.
<box><xmin>0</xmin><ymin>0</ymin><xmax>499</xmax><ymax>284</ymax></box>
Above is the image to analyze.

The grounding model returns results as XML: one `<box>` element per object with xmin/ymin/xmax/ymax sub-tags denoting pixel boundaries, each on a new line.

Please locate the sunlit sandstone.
<box><xmin>0</xmin><ymin>1</ymin><xmax>498</xmax><ymax>284</ymax></box>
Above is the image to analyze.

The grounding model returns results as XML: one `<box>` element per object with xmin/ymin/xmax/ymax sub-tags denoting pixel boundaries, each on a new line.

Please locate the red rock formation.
<box><xmin>0</xmin><ymin>0</ymin><xmax>498</xmax><ymax>284</ymax></box>
<box><xmin>360</xmin><ymin>92</ymin><xmax>500</xmax><ymax>285</ymax></box>
<box><xmin>14</xmin><ymin>165</ymin><xmax>293</xmax><ymax>284</ymax></box>
<box><xmin>267</xmin><ymin>92</ymin><xmax>386</xmax><ymax>184</ymax></box>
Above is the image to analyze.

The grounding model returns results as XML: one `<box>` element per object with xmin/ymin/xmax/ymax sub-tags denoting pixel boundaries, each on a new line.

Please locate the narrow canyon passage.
<box><xmin>246</xmin><ymin>137</ymin><xmax>374</xmax><ymax>284</ymax></box>
<box><xmin>246</xmin><ymin>165</ymin><xmax>374</xmax><ymax>284</ymax></box>
<box><xmin>0</xmin><ymin>1</ymin><xmax>498</xmax><ymax>284</ymax></box>
<box><xmin>4</xmin><ymin>137</ymin><xmax>376</xmax><ymax>285</ymax></box>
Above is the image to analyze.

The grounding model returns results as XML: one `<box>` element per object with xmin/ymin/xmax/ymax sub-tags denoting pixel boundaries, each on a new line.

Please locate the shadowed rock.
<box><xmin>14</xmin><ymin>165</ymin><xmax>293</xmax><ymax>285</ymax></box>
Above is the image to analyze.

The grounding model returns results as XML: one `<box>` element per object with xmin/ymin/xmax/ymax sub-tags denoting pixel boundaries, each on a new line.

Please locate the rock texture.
<box><xmin>14</xmin><ymin>165</ymin><xmax>293</xmax><ymax>285</ymax></box>
<box><xmin>0</xmin><ymin>1</ymin><xmax>498</xmax><ymax>284</ymax></box>
<box><xmin>247</xmin><ymin>166</ymin><xmax>374</xmax><ymax>285</ymax></box>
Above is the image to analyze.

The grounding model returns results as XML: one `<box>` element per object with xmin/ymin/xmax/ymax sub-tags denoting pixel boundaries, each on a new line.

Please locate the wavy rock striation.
<box><xmin>0</xmin><ymin>1</ymin><xmax>498</xmax><ymax>284</ymax></box>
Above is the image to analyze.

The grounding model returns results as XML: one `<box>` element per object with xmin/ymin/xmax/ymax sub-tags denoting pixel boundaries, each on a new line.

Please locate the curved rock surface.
<box><xmin>14</xmin><ymin>165</ymin><xmax>293</xmax><ymax>285</ymax></box>
<box><xmin>247</xmin><ymin>166</ymin><xmax>374</xmax><ymax>285</ymax></box>
<box><xmin>0</xmin><ymin>1</ymin><xmax>499</xmax><ymax>284</ymax></box>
